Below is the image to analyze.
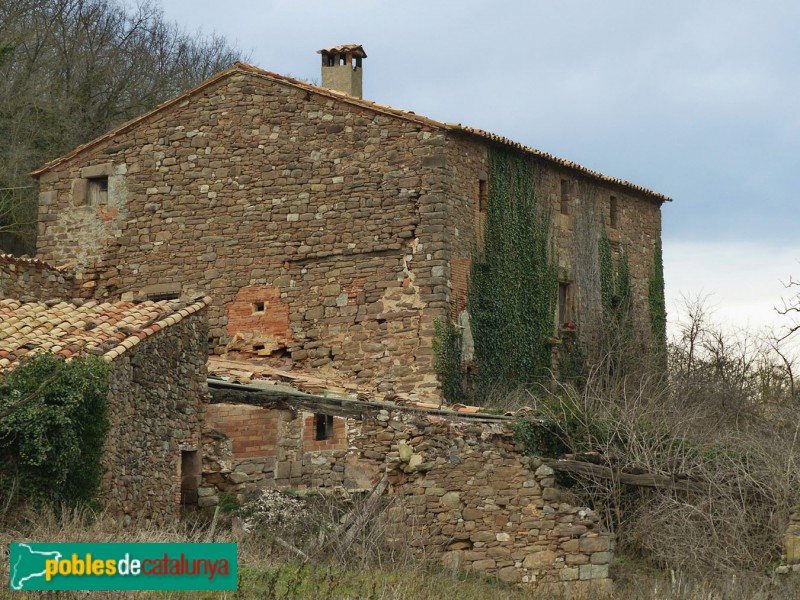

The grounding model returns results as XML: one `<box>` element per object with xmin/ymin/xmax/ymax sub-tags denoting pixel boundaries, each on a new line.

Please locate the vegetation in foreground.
<box><xmin>2</xmin><ymin>505</ymin><xmax>800</xmax><ymax>599</ymax></box>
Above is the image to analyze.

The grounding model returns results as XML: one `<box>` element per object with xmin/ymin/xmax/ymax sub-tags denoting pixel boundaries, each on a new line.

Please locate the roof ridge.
<box><xmin>29</xmin><ymin>62</ymin><xmax>670</xmax><ymax>202</ymax></box>
<box><xmin>0</xmin><ymin>253</ymin><xmax>71</xmax><ymax>274</ymax></box>
<box><xmin>102</xmin><ymin>296</ymin><xmax>212</xmax><ymax>361</ymax></box>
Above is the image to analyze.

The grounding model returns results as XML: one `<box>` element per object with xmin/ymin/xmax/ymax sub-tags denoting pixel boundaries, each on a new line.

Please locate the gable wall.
<box><xmin>35</xmin><ymin>72</ymin><xmax>451</xmax><ymax>400</ymax></box>
<box><xmin>104</xmin><ymin>311</ymin><xmax>209</xmax><ymax>525</ymax></box>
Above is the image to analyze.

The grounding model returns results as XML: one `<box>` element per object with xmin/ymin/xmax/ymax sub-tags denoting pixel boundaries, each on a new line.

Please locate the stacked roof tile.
<box><xmin>0</xmin><ymin>253</ymin><xmax>67</xmax><ymax>273</ymax></box>
<box><xmin>0</xmin><ymin>296</ymin><xmax>210</xmax><ymax>371</ymax></box>
<box><xmin>317</xmin><ymin>44</ymin><xmax>367</xmax><ymax>58</ymax></box>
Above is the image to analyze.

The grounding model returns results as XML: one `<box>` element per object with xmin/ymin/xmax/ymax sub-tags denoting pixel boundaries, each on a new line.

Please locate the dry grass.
<box><xmin>2</xmin><ymin>504</ymin><xmax>800</xmax><ymax>598</ymax></box>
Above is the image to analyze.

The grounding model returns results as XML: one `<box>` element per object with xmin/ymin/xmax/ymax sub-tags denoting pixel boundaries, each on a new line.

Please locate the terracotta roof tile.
<box><xmin>0</xmin><ymin>296</ymin><xmax>211</xmax><ymax>372</ymax></box>
<box><xmin>317</xmin><ymin>44</ymin><xmax>367</xmax><ymax>58</ymax></box>
<box><xmin>29</xmin><ymin>64</ymin><xmax>670</xmax><ymax>203</ymax></box>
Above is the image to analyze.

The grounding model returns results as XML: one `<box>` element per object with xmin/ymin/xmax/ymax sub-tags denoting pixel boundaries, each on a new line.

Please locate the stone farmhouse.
<box><xmin>30</xmin><ymin>44</ymin><xmax>668</xmax><ymax>402</ymax></box>
<box><xmin>0</xmin><ymin>255</ymin><xmax>210</xmax><ymax>524</ymax></box>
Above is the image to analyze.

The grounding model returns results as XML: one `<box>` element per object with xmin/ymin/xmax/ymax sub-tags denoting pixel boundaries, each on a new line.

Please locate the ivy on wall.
<box><xmin>648</xmin><ymin>240</ymin><xmax>667</xmax><ymax>355</ymax></box>
<box><xmin>0</xmin><ymin>352</ymin><xmax>110</xmax><ymax>507</ymax></box>
<box><xmin>467</xmin><ymin>148</ymin><xmax>559</xmax><ymax>394</ymax></box>
<box><xmin>598</xmin><ymin>230</ymin><xmax>635</xmax><ymax>377</ymax></box>
<box><xmin>432</xmin><ymin>318</ymin><xmax>467</xmax><ymax>404</ymax></box>
<box><xmin>599</xmin><ymin>231</ymin><xmax>633</xmax><ymax>330</ymax></box>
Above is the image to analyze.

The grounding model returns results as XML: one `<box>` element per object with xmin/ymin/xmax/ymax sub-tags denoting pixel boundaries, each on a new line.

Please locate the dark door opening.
<box><xmin>180</xmin><ymin>450</ymin><xmax>201</xmax><ymax>511</ymax></box>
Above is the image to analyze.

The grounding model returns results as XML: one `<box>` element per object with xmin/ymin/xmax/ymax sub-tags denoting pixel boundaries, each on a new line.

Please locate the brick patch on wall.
<box><xmin>206</xmin><ymin>403</ymin><xmax>278</xmax><ymax>459</ymax></box>
<box><xmin>225</xmin><ymin>285</ymin><xmax>291</xmax><ymax>355</ymax></box>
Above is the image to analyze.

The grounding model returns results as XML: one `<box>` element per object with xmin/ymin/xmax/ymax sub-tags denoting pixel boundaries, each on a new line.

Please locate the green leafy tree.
<box><xmin>0</xmin><ymin>352</ymin><xmax>110</xmax><ymax>506</ymax></box>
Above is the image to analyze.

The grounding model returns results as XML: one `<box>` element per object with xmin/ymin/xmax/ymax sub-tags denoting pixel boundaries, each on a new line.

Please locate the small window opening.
<box><xmin>253</xmin><ymin>301</ymin><xmax>265</xmax><ymax>313</ymax></box>
<box><xmin>560</xmin><ymin>179</ymin><xmax>570</xmax><ymax>215</ymax></box>
<box><xmin>477</xmin><ymin>179</ymin><xmax>488</xmax><ymax>213</ymax></box>
<box><xmin>558</xmin><ymin>282</ymin><xmax>572</xmax><ymax>328</ymax></box>
<box><xmin>147</xmin><ymin>291</ymin><xmax>180</xmax><ymax>301</ymax></box>
<box><xmin>610</xmin><ymin>196</ymin><xmax>619</xmax><ymax>229</ymax></box>
<box><xmin>315</xmin><ymin>414</ymin><xmax>334</xmax><ymax>441</ymax></box>
<box><xmin>88</xmin><ymin>177</ymin><xmax>108</xmax><ymax>205</ymax></box>
<box><xmin>253</xmin><ymin>343</ymin><xmax>265</xmax><ymax>352</ymax></box>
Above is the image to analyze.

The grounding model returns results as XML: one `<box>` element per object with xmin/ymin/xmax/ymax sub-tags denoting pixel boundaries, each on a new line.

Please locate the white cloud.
<box><xmin>664</xmin><ymin>240</ymin><xmax>800</xmax><ymax>337</ymax></box>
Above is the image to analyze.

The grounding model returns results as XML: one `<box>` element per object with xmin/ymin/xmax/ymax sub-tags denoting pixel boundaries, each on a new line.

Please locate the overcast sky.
<box><xmin>158</xmin><ymin>0</ymin><xmax>800</xmax><ymax>338</ymax></box>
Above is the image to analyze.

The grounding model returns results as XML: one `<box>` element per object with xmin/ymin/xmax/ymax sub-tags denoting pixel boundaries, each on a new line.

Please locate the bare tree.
<box><xmin>777</xmin><ymin>275</ymin><xmax>800</xmax><ymax>342</ymax></box>
<box><xmin>0</xmin><ymin>0</ymin><xmax>244</xmax><ymax>253</ymax></box>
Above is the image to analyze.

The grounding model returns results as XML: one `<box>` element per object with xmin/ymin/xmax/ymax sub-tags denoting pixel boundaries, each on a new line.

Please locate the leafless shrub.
<box><xmin>521</xmin><ymin>296</ymin><xmax>800</xmax><ymax>576</ymax></box>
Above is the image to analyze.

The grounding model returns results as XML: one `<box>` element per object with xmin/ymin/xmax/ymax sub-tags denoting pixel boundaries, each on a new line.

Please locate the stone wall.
<box><xmin>104</xmin><ymin>310</ymin><xmax>209</xmax><ymax>525</ymax></box>
<box><xmin>783</xmin><ymin>508</ymin><xmax>800</xmax><ymax>572</ymax></box>
<box><xmin>33</xmin><ymin>65</ymin><xmax>665</xmax><ymax>400</ymax></box>
<box><xmin>200</xmin><ymin>402</ymin><xmax>613</xmax><ymax>591</ymax></box>
<box><xmin>442</xmin><ymin>135</ymin><xmax>663</xmax><ymax>357</ymax></box>
<box><xmin>203</xmin><ymin>402</ymin><xmax>351</xmax><ymax>503</ymax></box>
<box><xmin>34</xmin><ymin>70</ymin><xmax>449</xmax><ymax>400</ymax></box>
<box><xmin>0</xmin><ymin>254</ymin><xmax>73</xmax><ymax>301</ymax></box>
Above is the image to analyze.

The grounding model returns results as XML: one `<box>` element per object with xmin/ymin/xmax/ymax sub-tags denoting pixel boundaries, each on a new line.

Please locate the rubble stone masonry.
<box><xmin>34</xmin><ymin>66</ymin><xmax>665</xmax><ymax>400</ymax></box>
<box><xmin>0</xmin><ymin>254</ymin><xmax>73</xmax><ymax>300</ymax></box>
<box><xmin>200</xmin><ymin>404</ymin><xmax>614</xmax><ymax>592</ymax></box>
<box><xmin>104</xmin><ymin>312</ymin><xmax>209</xmax><ymax>524</ymax></box>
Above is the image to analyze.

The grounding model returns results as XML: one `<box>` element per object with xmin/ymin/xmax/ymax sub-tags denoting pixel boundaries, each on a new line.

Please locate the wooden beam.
<box><xmin>544</xmin><ymin>459</ymin><xmax>706</xmax><ymax>494</ymax></box>
<box><xmin>207</xmin><ymin>379</ymin><xmax>514</xmax><ymax>423</ymax></box>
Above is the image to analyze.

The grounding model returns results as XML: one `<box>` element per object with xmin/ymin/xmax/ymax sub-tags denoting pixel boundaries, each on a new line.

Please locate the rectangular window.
<box><xmin>610</xmin><ymin>196</ymin><xmax>619</xmax><ymax>229</ymax></box>
<box><xmin>477</xmin><ymin>179</ymin><xmax>488</xmax><ymax>213</ymax></box>
<box><xmin>558</xmin><ymin>282</ymin><xmax>571</xmax><ymax>328</ymax></box>
<box><xmin>560</xmin><ymin>179</ymin><xmax>570</xmax><ymax>215</ymax></box>
<box><xmin>252</xmin><ymin>301</ymin><xmax>265</xmax><ymax>313</ymax></box>
<box><xmin>87</xmin><ymin>177</ymin><xmax>108</xmax><ymax>205</ymax></box>
<box><xmin>314</xmin><ymin>414</ymin><xmax>334</xmax><ymax>441</ymax></box>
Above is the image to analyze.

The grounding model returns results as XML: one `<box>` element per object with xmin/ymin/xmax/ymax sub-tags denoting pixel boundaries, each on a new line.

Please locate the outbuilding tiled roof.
<box><xmin>0</xmin><ymin>296</ymin><xmax>210</xmax><ymax>371</ymax></box>
<box><xmin>29</xmin><ymin>62</ymin><xmax>670</xmax><ymax>202</ymax></box>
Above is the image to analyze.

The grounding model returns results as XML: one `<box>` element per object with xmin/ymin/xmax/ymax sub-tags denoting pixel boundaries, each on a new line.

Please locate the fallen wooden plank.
<box><xmin>544</xmin><ymin>459</ymin><xmax>706</xmax><ymax>494</ymax></box>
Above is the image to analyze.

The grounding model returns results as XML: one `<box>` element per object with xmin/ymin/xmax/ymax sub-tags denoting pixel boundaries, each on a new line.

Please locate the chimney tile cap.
<box><xmin>317</xmin><ymin>44</ymin><xmax>367</xmax><ymax>59</ymax></box>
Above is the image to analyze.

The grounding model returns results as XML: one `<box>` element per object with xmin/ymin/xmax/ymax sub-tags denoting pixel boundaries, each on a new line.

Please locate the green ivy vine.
<box><xmin>468</xmin><ymin>148</ymin><xmax>559</xmax><ymax>394</ymax></box>
<box><xmin>0</xmin><ymin>352</ymin><xmax>110</xmax><ymax>508</ymax></box>
<box><xmin>648</xmin><ymin>239</ymin><xmax>667</xmax><ymax>355</ymax></box>
<box><xmin>432</xmin><ymin>317</ymin><xmax>467</xmax><ymax>404</ymax></box>
<box><xmin>598</xmin><ymin>230</ymin><xmax>634</xmax><ymax>374</ymax></box>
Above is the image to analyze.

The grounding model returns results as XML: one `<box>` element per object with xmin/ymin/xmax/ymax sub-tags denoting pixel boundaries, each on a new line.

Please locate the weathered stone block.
<box><xmin>441</xmin><ymin>492</ymin><xmax>460</xmax><ymax>509</ymax></box>
<box><xmin>522</xmin><ymin>550</ymin><xmax>556</xmax><ymax>570</ymax></box>
<box><xmin>579</xmin><ymin>564</ymin><xmax>608</xmax><ymax>580</ymax></box>
<box><xmin>470</xmin><ymin>559</ymin><xmax>496</xmax><ymax>571</ymax></box>
<box><xmin>579</xmin><ymin>535</ymin><xmax>610</xmax><ymax>553</ymax></box>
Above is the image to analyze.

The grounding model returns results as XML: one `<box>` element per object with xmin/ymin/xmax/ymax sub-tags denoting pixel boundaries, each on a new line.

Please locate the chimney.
<box><xmin>317</xmin><ymin>44</ymin><xmax>367</xmax><ymax>99</ymax></box>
